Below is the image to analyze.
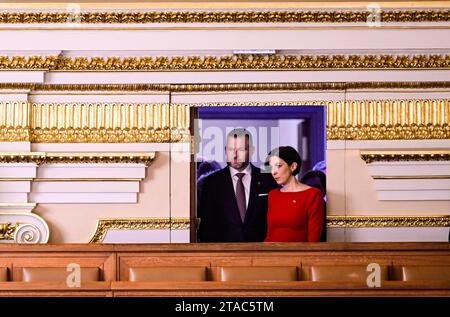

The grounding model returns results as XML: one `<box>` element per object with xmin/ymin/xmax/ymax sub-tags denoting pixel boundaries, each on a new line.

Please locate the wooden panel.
<box><xmin>118</xmin><ymin>255</ymin><xmax>212</xmax><ymax>281</ymax></box>
<box><xmin>110</xmin><ymin>281</ymin><xmax>450</xmax><ymax>297</ymax></box>
<box><xmin>11</xmin><ymin>255</ymin><xmax>115</xmax><ymax>282</ymax></box>
<box><xmin>0</xmin><ymin>282</ymin><xmax>112</xmax><ymax>297</ymax></box>
<box><xmin>0</xmin><ymin>243</ymin><xmax>449</xmax><ymax>296</ymax></box>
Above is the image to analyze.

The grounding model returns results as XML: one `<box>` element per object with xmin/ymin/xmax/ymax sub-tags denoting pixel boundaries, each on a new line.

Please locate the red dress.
<box><xmin>265</xmin><ymin>187</ymin><xmax>324</xmax><ymax>242</ymax></box>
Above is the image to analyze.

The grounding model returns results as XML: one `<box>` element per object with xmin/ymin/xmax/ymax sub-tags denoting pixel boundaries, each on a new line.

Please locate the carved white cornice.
<box><xmin>361</xmin><ymin>150</ymin><xmax>450</xmax><ymax>201</ymax></box>
<box><xmin>0</xmin><ymin>152</ymin><xmax>157</xmax><ymax>204</ymax></box>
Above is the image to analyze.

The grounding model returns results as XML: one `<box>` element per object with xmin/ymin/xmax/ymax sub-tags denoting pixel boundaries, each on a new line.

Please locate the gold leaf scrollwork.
<box><xmin>327</xmin><ymin>216</ymin><xmax>450</xmax><ymax>228</ymax></box>
<box><xmin>0</xmin><ymin>10</ymin><xmax>448</xmax><ymax>24</ymax></box>
<box><xmin>89</xmin><ymin>218</ymin><xmax>190</xmax><ymax>243</ymax></box>
<box><xmin>361</xmin><ymin>152</ymin><xmax>450</xmax><ymax>164</ymax></box>
<box><xmin>0</xmin><ymin>222</ymin><xmax>18</xmax><ymax>240</ymax></box>
<box><xmin>0</xmin><ymin>99</ymin><xmax>448</xmax><ymax>142</ymax></box>
<box><xmin>0</xmin><ymin>54</ymin><xmax>448</xmax><ymax>71</ymax></box>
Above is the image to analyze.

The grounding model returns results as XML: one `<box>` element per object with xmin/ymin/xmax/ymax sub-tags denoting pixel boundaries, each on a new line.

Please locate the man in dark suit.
<box><xmin>198</xmin><ymin>128</ymin><xmax>278</xmax><ymax>242</ymax></box>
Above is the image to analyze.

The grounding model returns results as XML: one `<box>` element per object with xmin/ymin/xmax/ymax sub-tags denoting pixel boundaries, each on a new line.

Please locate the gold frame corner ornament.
<box><xmin>89</xmin><ymin>217</ymin><xmax>190</xmax><ymax>243</ymax></box>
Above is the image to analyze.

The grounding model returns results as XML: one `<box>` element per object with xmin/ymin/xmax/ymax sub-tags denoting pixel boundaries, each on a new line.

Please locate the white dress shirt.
<box><xmin>229</xmin><ymin>164</ymin><xmax>252</xmax><ymax>209</ymax></box>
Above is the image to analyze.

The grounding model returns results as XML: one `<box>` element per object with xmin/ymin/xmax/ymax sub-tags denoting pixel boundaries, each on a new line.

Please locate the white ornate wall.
<box><xmin>0</xmin><ymin>1</ymin><xmax>449</xmax><ymax>243</ymax></box>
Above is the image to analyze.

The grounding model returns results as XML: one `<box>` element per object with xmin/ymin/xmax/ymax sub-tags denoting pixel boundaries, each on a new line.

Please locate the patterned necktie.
<box><xmin>235</xmin><ymin>173</ymin><xmax>246</xmax><ymax>222</ymax></box>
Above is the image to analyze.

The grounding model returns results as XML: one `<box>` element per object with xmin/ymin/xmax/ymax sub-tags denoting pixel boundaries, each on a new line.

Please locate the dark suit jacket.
<box><xmin>197</xmin><ymin>164</ymin><xmax>278</xmax><ymax>242</ymax></box>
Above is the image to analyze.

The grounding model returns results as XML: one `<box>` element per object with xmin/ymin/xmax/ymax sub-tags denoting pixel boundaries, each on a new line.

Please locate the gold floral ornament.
<box><xmin>0</xmin><ymin>56</ymin><xmax>58</xmax><ymax>70</ymax></box>
<box><xmin>0</xmin><ymin>10</ymin><xmax>448</xmax><ymax>24</ymax></box>
<box><xmin>0</xmin><ymin>54</ymin><xmax>449</xmax><ymax>71</ymax></box>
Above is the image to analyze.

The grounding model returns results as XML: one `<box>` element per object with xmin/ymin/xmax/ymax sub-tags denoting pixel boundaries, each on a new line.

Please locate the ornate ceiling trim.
<box><xmin>0</xmin><ymin>82</ymin><xmax>449</xmax><ymax>92</ymax></box>
<box><xmin>0</xmin><ymin>101</ymin><xmax>191</xmax><ymax>143</ymax></box>
<box><xmin>1</xmin><ymin>99</ymin><xmax>448</xmax><ymax>142</ymax></box>
<box><xmin>1</xmin><ymin>54</ymin><xmax>449</xmax><ymax>71</ymax></box>
<box><xmin>182</xmin><ymin>99</ymin><xmax>450</xmax><ymax>140</ymax></box>
<box><xmin>0</xmin><ymin>10</ymin><xmax>448</xmax><ymax>24</ymax></box>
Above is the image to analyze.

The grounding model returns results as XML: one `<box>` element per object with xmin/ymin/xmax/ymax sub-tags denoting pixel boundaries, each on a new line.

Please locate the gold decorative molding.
<box><xmin>361</xmin><ymin>150</ymin><xmax>450</xmax><ymax>164</ymax></box>
<box><xmin>32</xmin><ymin>178</ymin><xmax>143</xmax><ymax>182</ymax></box>
<box><xmin>327</xmin><ymin>215</ymin><xmax>450</xmax><ymax>228</ymax></box>
<box><xmin>0</xmin><ymin>222</ymin><xmax>18</xmax><ymax>240</ymax></box>
<box><xmin>0</xmin><ymin>56</ymin><xmax>57</xmax><ymax>70</ymax></box>
<box><xmin>88</xmin><ymin>216</ymin><xmax>450</xmax><ymax>241</ymax></box>
<box><xmin>0</xmin><ymin>101</ymin><xmax>190</xmax><ymax>143</ymax></box>
<box><xmin>0</xmin><ymin>10</ymin><xmax>448</xmax><ymax>24</ymax></box>
<box><xmin>0</xmin><ymin>152</ymin><xmax>156</xmax><ymax>166</ymax></box>
<box><xmin>0</xmin><ymin>83</ymin><xmax>171</xmax><ymax>91</ymax></box>
<box><xmin>0</xmin><ymin>152</ymin><xmax>46</xmax><ymax>164</ymax></box>
<box><xmin>31</xmin><ymin>128</ymin><xmax>176</xmax><ymax>143</ymax></box>
<box><xmin>183</xmin><ymin>99</ymin><xmax>450</xmax><ymax>140</ymax></box>
<box><xmin>0</xmin><ymin>127</ymin><xmax>30</xmax><ymax>142</ymax></box>
<box><xmin>1</xmin><ymin>54</ymin><xmax>449</xmax><ymax>71</ymax></box>
<box><xmin>89</xmin><ymin>217</ymin><xmax>190</xmax><ymax>243</ymax></box>
<box><xmin>1</xmin><ymin>99</ymin><xmax>448</xmax><ymax>142</ymax></box>
<box><xmin>170</xmin><ymin>82</ymin><xmax>450</xmax><ymax>92</ymax></box>
<box><xmin>1</xmin><ymin>82</ymin><xmax>450</xmax><ymax>92</ymax></box>
<box><xmin>372</xmin><ymin>176</ymin><xmax>450</xmax><ymax>179</ymax></box>
<box><xmin>332</xmin><ymin>99</ymin><xmax>450</xmax><ymax>140</ymax></box>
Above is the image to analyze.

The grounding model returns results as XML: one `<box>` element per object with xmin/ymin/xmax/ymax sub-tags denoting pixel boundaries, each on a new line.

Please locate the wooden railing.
<box><xmin>0</xmin><ymin>243</ymin><xmax>449</xmax><ymax>296</ymax></box>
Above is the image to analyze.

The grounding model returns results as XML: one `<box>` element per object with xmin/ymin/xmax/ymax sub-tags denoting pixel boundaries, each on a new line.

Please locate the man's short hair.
<box><xmin>226</xmin><ymin>128</ymin><xmax>253</xmax><ymax>147</ymax></box>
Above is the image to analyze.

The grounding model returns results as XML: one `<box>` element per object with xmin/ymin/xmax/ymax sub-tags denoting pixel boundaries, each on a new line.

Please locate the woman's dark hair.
<box><xmin>197</xmin><ymin>160</ymin><xmax>221</xmax><ymax>180</ymax></box>
<box><xmin>265</xmin><ymin>146</ymin><xmax>302</xmax><ymax>176</ymax></box>
<box><xmin>301</xmin><ymin>170</ymin><xmax>326</xmax><ymax>193</ymax></box>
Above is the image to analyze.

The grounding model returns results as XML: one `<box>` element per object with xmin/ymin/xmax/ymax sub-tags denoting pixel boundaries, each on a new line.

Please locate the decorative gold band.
<box><xmin>190</xmin><ymin>99</ymin><xmax>450</xmax><ymax>140</ymax></box>
<box><xmin>89</xmin><ymin>218</ymin><xmax>190</xmax><ymax>243</ymax></box>
<box><xmin>0</xmin><ymin>102</ymin><xmax>191</xmax><ymax>143</ymax></box>
<box><xmin>361</xmin><ymin>151</ymin><xmax>450</xmax><ymax>164</ymax></box>
<box><xmin>88</xmin><ymin>215</ymin><xmax>450</xmax><ymax>243</ymax></box>
<box><xmin>0</xmin><ymin>10</ymin><xmax>448</xmax><ymax>24</ymax></box>
<box><xmin>1</xmin><ymin>99</ymin><xmax>449</xmax><ymax>142</ymax></box>
<box><xmin>0</xmin><ymin>82</ymin><xmax>449</xmax><ymax>92</ymax></box>
<box><xmin>0</xmin><ymin>152</ymin><xmax>156</xmax><ymax>165</ymax></box>
<box><xmin>327</xmin><ymin>215</ymin><xmax>450</xmax><ymax>228</ymax></box>
<box><xmin>1</xmin><ymin>54</ymin><xmax>449</xmax><ymax>71</ymax></box>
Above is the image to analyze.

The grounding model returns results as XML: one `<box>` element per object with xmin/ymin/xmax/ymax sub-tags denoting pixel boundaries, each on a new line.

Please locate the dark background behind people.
<box><xmin>301</xmin><ymin>170</ymin><xmax>327</xmax><ymax>242</ymax></box>
<box><xmin>197</xmin><ymin>160</ymin><xmax>221</xmax><ymax>205</ymax></box>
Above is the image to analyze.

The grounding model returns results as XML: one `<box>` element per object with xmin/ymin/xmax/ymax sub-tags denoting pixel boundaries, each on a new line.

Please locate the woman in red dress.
<box><xmin>264</xmin><ymin>146</ymin><xmax>324</xmax><ymax>242</ymax></box>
